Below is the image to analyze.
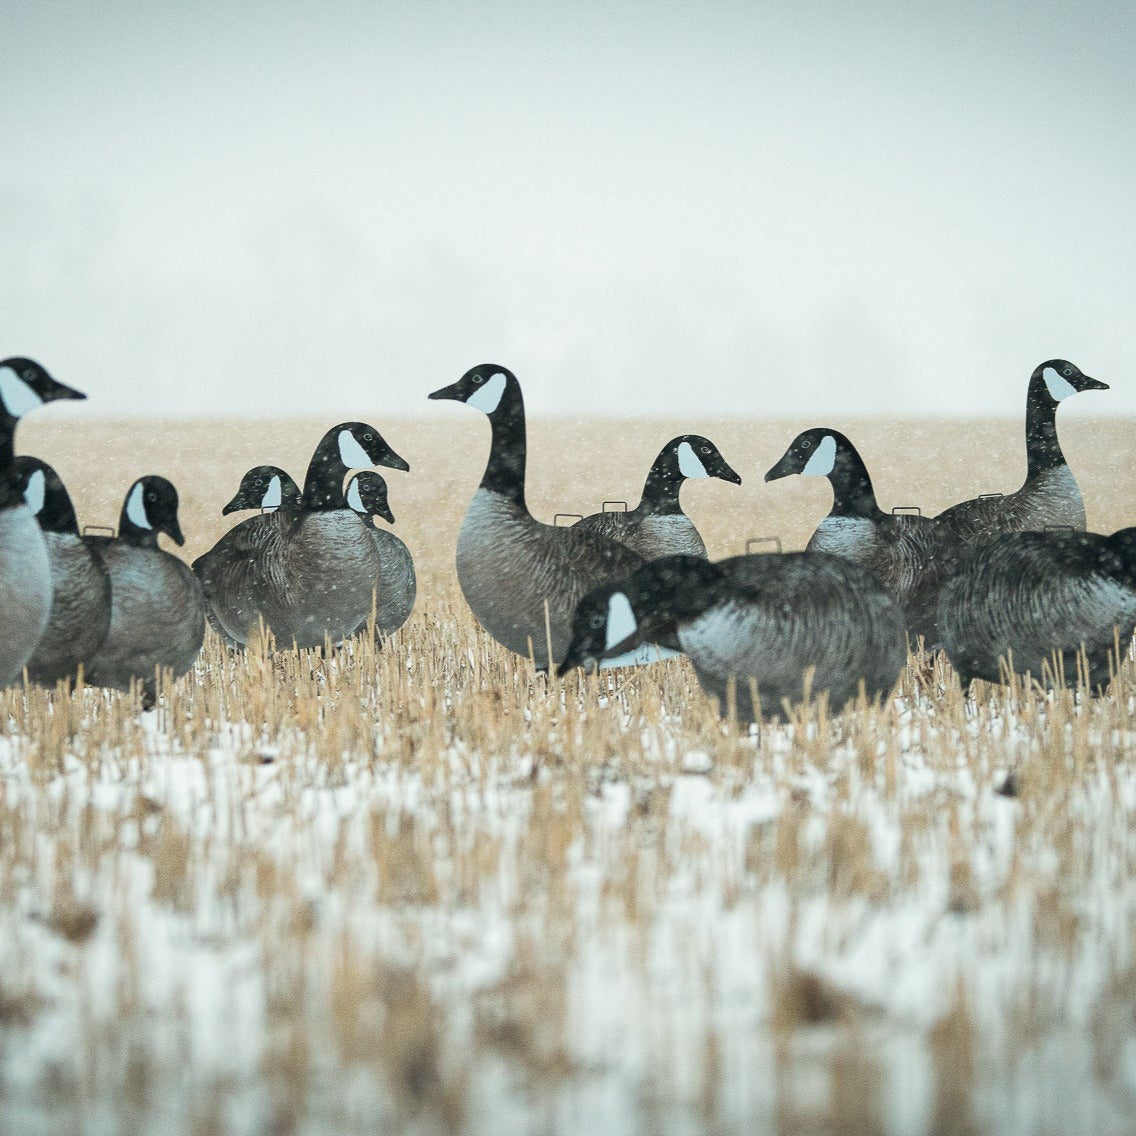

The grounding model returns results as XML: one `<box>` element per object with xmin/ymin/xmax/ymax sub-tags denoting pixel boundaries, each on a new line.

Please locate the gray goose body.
<box><xmin>457</xmin><ymin>487</ymin><xmax>644</xmax><ymax>667</ymax></box>
<box><xmin>369</xmin><ymin>528</ymin><xmax>416</xmax><ymax>634</ymax></box>
<box><xmin>33</xmin><ymin>531</ymin><xmax>113</xmax><ymax>683</ymax></box>
<box><xmin>0</xmin><ymin>359</ymin><xmax>87</xmax><ymax>686</ymax></box>
<box><xmin>14</xmin><ymin>457</ymin><xmax>112</xmax><ymax>685</ymax></box>
<box><xmin>430</xmin><ymin>365</ymin><xmax>647</xmax><ymax>670</ymax></box>
<box><xmin>936</xmin><ymin>359</ymin><xmax>1107</xmax><ymax>544</ymax></box>
<box><xmin>85</xmin><ymin>540</ymin><xmax>206</xmax><ymax>692</ymax></box>
<box><xmin>343</xmin><ymin>473</ymin><xmax>417</xmax><ymax>637</ymax></box>
<box><xmin>766</xmin><ymin>428</ymin><xmax>960</xmax><ymax>647</ymax></box>
<box><xmin>196</xmin><ymin>510</ymin><xmax>294</xmax><ymax>646</ymax></box>
<box><xmin>935</xmin><ymin>465</ymin><xmax>1084</xmax><ymax>544</ymax></box>
<box><xmin>0</xmin><ymin>505</ymin><xmax>53</xmax><ymax>686</ymax></box>
<box><xmin>681</xmin><ymin>554</ymin><xmax>906</xmax><ymax>718</ymax></box>
<box><xmin>259</xmin><ymin>509</ymin><xmax>385</xmax><ymax>649</ymax></box>
<box><xmin>82</xmin><ymin>476</ymin><xmax>206</xmax><ymax>700</ymax></box>
<box><xmin>192</xmin><ymin>428</ymin><xmax>409</xmax><ymax>650</ymax></box>
<box><xmin>938</xmin><ymin>529</ymin><xmax>1136</xmax><ymax>690</ymax></box>
<box><xmin>574</xmin><ymin>435</ymin><xmax>740</xmax><ymax>560</ymax></box>
<box><xmin>577</xmin><ymin>510</ymin><xmax>708</xmax><ymax>559</ymax></box>
<box><xmin>562</xmin><ymin>553</ymin><xmax>907</xmax><ymax>720</ymax></box>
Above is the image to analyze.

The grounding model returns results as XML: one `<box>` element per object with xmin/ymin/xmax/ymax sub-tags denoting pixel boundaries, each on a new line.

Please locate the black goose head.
<box><xmin>428</xmin><ymin>364</ymin><xmax>520</xmax><ymax>414</ymax></box>
<box><xmin>559</xmin><ymin>555</ymin><xmax>723</xmax><ymax>673</ymax></box>
<box><xmin>118</xmin><ymin>475</ymin><xmax>184</xmax><ymax>547</ymax></box>
<box><xmin>222</xmin><ymin>465</ymin><xmax>301</xmax><ymax>515</ymax></box>
<box><xmin>303</xmin><ymin>422</ymin><xmax>409</xmax><ymax>509</ymax></box>
<box><xmin>13</xmin><ymin>456</ymin><xmax>79</xmax><ymax>535</ymax></box>
<box><xmin>0</xmin><ymin>358</ymin><xmax>86</xmax><ymax>422</ymax></box>
<box><xmin>764</xmin><ymin>427</ymin><xmax>879</xmax><ymax>516</ymax></box>
<box><xmin>671</xmin><ymin>436</ymin><xmax>741</xmax><ymax>484</ymax></box>
<box><xmin>1030</xmin><ymin>359</ymin><xmax>1108</xmax><ymax>406</ymax></box>
<box><xmin>0</xmin><ymin>359</ymin><xmax>86</xmax><ymax>482</ymax></box>
<box><xmin>641</xmin><ymin>435</ymin><xmax>741</xmax><ymax>512</ymax></box>
<box><xmin>429</xmin><ymin>364</ymin><xmax>528</xmax><ymax>506</ymax></box>
<box><xmin>344</xmin><ymin>471</ymin><xmax>395</xmax><ymax>525</ymax></box>
<box><xmin>764</xmin><ymin>428</ymin><xmax>847</xmax><ymax>482</ymax></box>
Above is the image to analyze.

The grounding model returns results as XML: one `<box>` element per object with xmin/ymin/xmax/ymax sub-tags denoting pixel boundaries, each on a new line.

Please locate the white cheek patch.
<box><xmin>677</xmin><ymin>441</ymin><xmax>708</xmax><ymax>478</ymax></box>
<box><xmin>125</xmin><ymin>482</ymin><xmax>152</xmax><ymax>529</ymax></box>
<box><xmin>345</xmin><ymin>477</ymin><xmax>365</xmax><ymax>512</ymax></box>
<box><xmin>801</xmin><ymin>434</ymin><xmax>837</xmax><ymax>477</ymax></box>
<box><xmin>604</xmin><ymin>591</ymin><xmax>638</xmax><ymax>651</ymax></box>
<box><xmin>1043</xmin><ymin>366</ymin><xmax>1077</xmax><ymax>402</ymax></box>
<box><xmin>600</xmin><ymin>643</ymin><xmax>682</xmax><ymax>669</ymax></box>
<box><xmin>338</xmin><ymin>429</ymin><xmax>374</xmax><ymax>468</ymax></box>
<box><xmin>23</xmin><ymin>469</ymin><xmax>46</xmax><ymax>515</ymax></box>
<box><xmin>0</xmin><ymin>366</ymin><xmax>45</xmax><ymax>418</ymax></box>
<box><xmin>466</xmin><ymin>372</ymin><xmax>507</xmax><ymax>414</ymax></box>
<box><xmin>262</xmin><ymin>475</ymin><xmax>282</xmax><ymax>509</ymax></box>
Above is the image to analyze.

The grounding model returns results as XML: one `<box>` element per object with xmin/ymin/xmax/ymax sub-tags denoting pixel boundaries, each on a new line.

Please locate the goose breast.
<box><xmin>85</xmin><ymin>546</ymin><xmax>206</xmax><ymax>689</ymax></box>
<box><xmin>0</xmin><ymin>506</ymin><xmax>52</xmax><ymax>686</ymax></box>
<box><xmin>26</xmin><ymin>532</ymin><xmax>112</xmax><ymax>684</ymax></box>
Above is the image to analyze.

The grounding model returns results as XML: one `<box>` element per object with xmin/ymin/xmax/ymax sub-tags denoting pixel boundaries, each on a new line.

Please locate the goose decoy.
<box><xmin>574</xmin><ymin>435</ymin><xmax>741</xmax><ymax>558</ymax></box>
<box><xmin>764</xmin><ymin>427</ymin><xmax>960</xmax><ymax>646</ymax></box>
<box><xmin>192</xmin><ymin>423</ymin><xmax>409</xmax><ymax>649</ymax></box>
<box><xmin>935</xmin><ymin>359</ymin><xmax>1107</xmax><ymax>543</ymax></box>
<box><xmin>0</xmin><ymin>357</ymin><xmax>86</xmax><ymax>687</ymax></box>
<box><xmin>428</xmin><ymin>364</ymin><xmax>652</xmax><ymax>670</ymax></box>
<box><xmin>560</xmin><ymin>551</ymin><xmax>907</xmax><ymax>720</ymax></box>
<box><xmin>191</xmin><ymin>465</ymin><xmax>302</xmax><ymax>646</ymax></box>
<box><xmin>82</xmin><ymin>476</ymin><xmax>206</xmax><ymax>706</ymax></box>
<box><xmin>937</xmin><ymin>528</ymin><xmax>1136</xmax><ymax>691</ymax></box>
<box><xmin>221</xmin><ymin>465</ymin><xmax>303</xmax><ymax>515</ymax></box>
<box><xmin>13</xmin><ymin>457</ymin><xmax>112</xmax><ymax>686</ymax></box>
<box><xmin>343</xmin><ymin>472</ymin><xmax>416</xmax><ymax>637</ymax></box>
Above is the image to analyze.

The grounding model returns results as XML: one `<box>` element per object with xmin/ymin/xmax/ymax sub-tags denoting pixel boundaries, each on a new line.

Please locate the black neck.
<box><xmin>39</xmin><ymin>491</ymin><xmax>79</xmax><ymax>535</ymax></box>
<box><xmin>0</xmin><ymin>414</ymin><xmax>19</xmax><ymax>509</ymax></box>
<box><xmin>639</xmin><ymin>450</ymin><xmax>684</xmax><ymax>515</ymax></box>
<box><xmin>278</xmin><ymin>476</ymin><xmax>304</xmax><ymax>511</ymax></box>
<box><xmin>479</xmin><ymin>381</ymin><xmax>528</xmax><ymax>507</ymax></box>
<box><xmin>1025</xmin><ymin>375</ymin><xmax>1066</xmax><ymax>477</ymax></box>
<box><xmin>827</xmin><ymin>446</ymin><xmax>881</xmax><ymax>518</ymax></box>
<box><xmin>118</xmin><ymin>515</ymin><xmax>161</xmax><ymax>549</ymax></box>
<box><xmin>302</xmin><ymin>442</ymin><xmax>349</xmax><ymax>510</ymax></box>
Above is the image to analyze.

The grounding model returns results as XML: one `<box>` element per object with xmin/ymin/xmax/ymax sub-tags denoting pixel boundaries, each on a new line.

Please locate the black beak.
<box><xmin>1080</xmin><ymin>376</ymin><xmax>1109</xmax><ymax>392</ymax></box>
<box><xmin>428</xmin><ymin>381</ymin><xmax>463</xmax><ymax>402</ymax></box>
<box><xmin>41</xmin><ymin>376</ymin><xmax>87</xmax><ymax>404</ymax></box>
<box><xmin>380</xmin><ymin>448</ymin><xmax>411</xmax><ymax>473</ymax></box>
<box><xmin>378</xmin><ymin>503</ymin><xmax>395</xmax><ymax>525</ymax></box>
<box><xmin>717</xmin><ymin>460</ymin><xmax>743</xmax><ymax>486</ymax></box>
<box><xmin>763</xmin><ymin>455</ymin><xmax>794</xmax><ymax>483</ymax></box>
<box><xmin>164</xmin><ymin>517</ymin><xmax>186</xmax><ymax>546</ymax></box>
<box><xmin>220</xmin><ymin>496</ymin><xmax>245</xmax><ymax>516</ymax></box>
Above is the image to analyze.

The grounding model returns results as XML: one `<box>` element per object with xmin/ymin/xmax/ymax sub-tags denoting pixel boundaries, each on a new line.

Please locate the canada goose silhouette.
<box><xmin>82</xmin><ymin>475</ymin><xmax>205</xmax><ymax>707</ymax></box>
<box><xmin>935</xmin><ymin>359</ymin><xmax>1107</xmax><ymax>542</ymax></box>
<box><xmin>0</xmin><ymin>358</ymin><xmax>86</xmax><ymax>687</ymax></box>
<box><xmin>938</xmin><ymin>528</ymin><xmax>1136</xmax><ymax>691</ymax></box>
<box><xmin>575</xmin><ymin>434</ymin><xmax>741</xmax><ymax>558</ymax></box>
<box><xmin>765</xmin><ymin>427</ymin><xmax>960</xmax><ymax>646</ymax></box>
<box><xmin>192</xmin><ymin>423</ymin><xmax>409</xmax><ymax>649</ymax></box>
<box><xmin>559</xmin><ymin>551</ymin><xmax>907</xmax><ymax>720</ymax></box>
<box><xmin>343</xmin><ymin>471</ymin><xmax>416</xmax><ymax>638</ymax></box>
<box><xmin>13</xmin><ymin>457</ymin><xmax>112</xmax><ymax>686</ymax></box>
<box><xmin>429</xmin><ymin>364</ymin><xmax>657</xmax><ymax>670</ymax></box>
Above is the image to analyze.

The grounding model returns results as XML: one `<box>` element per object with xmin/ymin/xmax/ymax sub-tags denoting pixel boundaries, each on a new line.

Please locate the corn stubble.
<box><xmin>1</xmin><ymin>416</ymin><xmax>1134</xmax><ymax>1135</ymax></box>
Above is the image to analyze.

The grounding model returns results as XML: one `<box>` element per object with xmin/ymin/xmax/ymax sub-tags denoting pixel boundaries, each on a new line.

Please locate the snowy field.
<box><xmin>2</xmin><ymin>416</ymin><xmax>1135</xmax><ymax>1135</ymax></box>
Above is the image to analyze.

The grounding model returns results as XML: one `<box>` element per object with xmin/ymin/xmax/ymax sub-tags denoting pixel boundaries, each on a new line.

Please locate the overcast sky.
<box><xmin>3</xmin><ymin>1</ymin><xmax>1134</xmax><ymax>418</ymax></box>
